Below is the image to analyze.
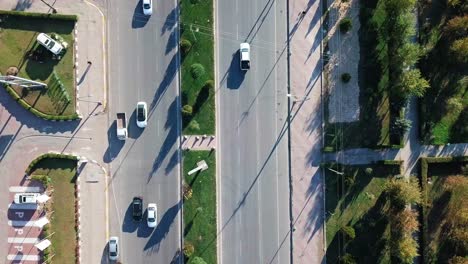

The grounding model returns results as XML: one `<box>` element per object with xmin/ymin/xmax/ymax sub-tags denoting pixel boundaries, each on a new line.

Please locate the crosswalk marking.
<box><xmin>8</xmin><ymin>186</ymin><xmax>41</xmax><ymax>193</ymax></box>
<box><xmin>7</xmin><ymin>237</ymin><xmax>40</xmax><ymax>244</ymax></box>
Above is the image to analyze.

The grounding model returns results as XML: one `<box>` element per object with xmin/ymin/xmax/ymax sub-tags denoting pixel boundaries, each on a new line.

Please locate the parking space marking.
<box><xmin>7</xmin><ymin>237</ymin><xmax>40</xmax><ymax>244</ymax></box>
<box><xmin>8</xmin><ymin>187</ymin><xmax>41</xmax><ymax>193</ymax></box>
<box><xmin>7</xmin><ymin>254</ymin><xmax>40</xmax><ymax>261</ymax></box>
<box><xmin>8</xmin><ymin>203</ymin><xmax>38</xmax><ymax>210</ymax></box>
<box><xmin>8</xmin><ymin>220</ymin><xmax>36</xmax><ymax>227</ymax></box>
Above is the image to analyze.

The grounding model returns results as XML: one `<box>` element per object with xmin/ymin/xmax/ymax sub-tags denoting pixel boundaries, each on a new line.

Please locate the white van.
<box><xmin>36</xmin><ymin>33</ymin><xmax>64</xmax><ymax>55</ymax></box>
<box><xmin>14</xmin><ymin>193</ymin><xmax>39</xmax><ymax>204</ymax></box>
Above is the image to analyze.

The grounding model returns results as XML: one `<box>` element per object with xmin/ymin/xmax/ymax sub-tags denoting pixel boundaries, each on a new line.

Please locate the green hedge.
<box><xmin>377</xmin><ymin>160</ymin><xmax>403</xmax><ymax>165</ymax></box>
<box><xmin>0</xmin><ymin>10</ymin><xmax>78</xmax><ymax>21</ymax></box>
<box><xmin>4</xmin><ymin>85</ymin><xmax>79</xmax><ymax>121</ymax></box>
<box><xmin>26</xmin><ymin>153</ymin><xmax>79</xmax><ymax>175</ymax></box>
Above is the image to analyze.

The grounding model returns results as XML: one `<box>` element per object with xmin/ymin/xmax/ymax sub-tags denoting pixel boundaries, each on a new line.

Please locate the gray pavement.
<box><xmin>105</xmin><ymin>0</ymin><xmax>181</xmax><ymax>263</ymax></box>
<box><xmin>0</xmin><ymin>0</ymin><xmax>109</xmax><ymax>263</ymax></box>
<box><xmin>289</xmin><ymin>0</ymin><xmax>326</xmax><ymax>262</ymax></box>
<box><xmin>215</xmin><ymin>0</ymin><xmax>290</xmax><ymax>263</ymax></box>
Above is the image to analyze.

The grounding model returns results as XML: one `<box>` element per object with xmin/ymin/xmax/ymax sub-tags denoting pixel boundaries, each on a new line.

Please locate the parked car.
<box><xmin>240</xmin><ymin>42</ymin><xmax>250</xmax><ymax>70</ymax></box>
<box><xmin>142</xmin><ymin>0</ymin><xmax>153</xmax><ymax>15</ymax></box>
<box><xmin>147</xmin><ymin>203</ymin><xmax>157</xmax><ymax>228</ymax></box>
<box><xmin>36</xmin><ymin>33</ymin><xmax>63</xmax><ymax>55</ymax></box>
<box><xmin>108</xmin><ymin>236</ymin><xmax>119</xmax><ymax>261</ymax></box>
<box><xmin>136</xmin><ymin>102</ymin><xmax>148</xmax><ymax>128</ymax></box>
<box><xmin>14</xmin><ymin>193</ymin><xmax>39</xmax><ymax>204</ymax></box>
<box><xmin>132</xmin><ymin>196</ymin><xmax>143</xmax><ymax>221</ymax></box>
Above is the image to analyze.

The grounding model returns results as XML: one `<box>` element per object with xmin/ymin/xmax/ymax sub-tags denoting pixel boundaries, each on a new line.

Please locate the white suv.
<box><xmin>240</xmin><ymin>43</ymin><xmax>250</xmax><ymax>70</ymax></box>
<box><xmin>147</xmin><ymin>203</ymin><xmax>157</xmax><ymax>228</ymax></box>
<box><xmin>36</xmin><ymin>33</ymin><xmax>63</xmax><ymax>55</ymax></box>
<box><xmin>136</xmin><ymin>102</ymin><xmax>148</xmax><ymax>128</ymax></box>
<box><xmin>14</xmin><ymin>193</ymin><xmax>39</xmax><ymax>204</ymax></box>
<box><xmin>142</xmin><ymin>0</ymin><xmax>153</xmax><ymax>16</ymax></box>
<box><xmin>108</xmin><ymin>236</ymin><xmax>119</xmax><ymax>261</ymax></box>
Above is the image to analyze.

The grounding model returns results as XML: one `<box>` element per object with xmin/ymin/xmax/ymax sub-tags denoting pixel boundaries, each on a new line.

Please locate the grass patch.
<box><xmin>30</xmin><ymin>158</ymin><xmax>78</xmax><ymax>264</ymax></box>
<box><xmin>0</xmin><ymin>13</ymin><xmax>76</xmax><ymax>116</ymax></box>
<box><xmin>421</xmin><ymin>157</ymin><xmax>468</xmax><ymax>263</ymax></box>
<box><xmin>325</xmin><ymin>162</ymin><xmax>401</xmax><ymax>263</ymax></box>
<box><xmin>419</xmin><ymin>0</ymin><xmax>468</xmax><ymax>144</ymax></box>
<box><xmin>183</xmin><ymin>150</ymin><xmax>216</xmax><ymax>264</ymax></box>
<box><xmin>180</xmin><ymin>0</ymin><xmax>215</xmax><ymax>135</ymax></box>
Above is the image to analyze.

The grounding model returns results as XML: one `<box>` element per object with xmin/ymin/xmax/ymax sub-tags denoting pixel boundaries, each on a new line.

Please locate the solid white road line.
<box><xmin>8</xmin><ymin>203</ymin><xmax>38</xmax><ymax>210</ymax></box>
<box><xmin>7</xmin><ymin>237</ymin><xmax>40</xmax><ymax>244</ymax></box>
<box><xmin>8</xmin><ymin>220</ymin><xmax>35</xmax><ymax>227</ymax></box>
<box><xmin>8</xmin><ymin>187</ymin><xmax>41</xmax><ymax>193</ymax></box>
<box><xmin>7</xmin><ymin>255</ymin><xmax>40</xmax><ymax>261</ymax></box>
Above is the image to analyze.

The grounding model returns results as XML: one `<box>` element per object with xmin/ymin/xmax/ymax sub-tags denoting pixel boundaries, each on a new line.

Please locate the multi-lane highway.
<box><xmin>216</xmin><ymin>0</ymin><xmax>290</xmax><ymax>263</ymax></box>
<box><xmin>106</xmin><ymin>0</ymin><xmax>181</xmax><ymax>263</ymax></box>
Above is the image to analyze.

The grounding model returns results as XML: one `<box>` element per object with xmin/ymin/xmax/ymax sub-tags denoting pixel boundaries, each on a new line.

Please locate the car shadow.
<box><xmin>128</xmin><ymin>111</ymin><xmax>143</xmax><ymax>139</ymax></box>
<box><xmin>100</xmin><ymin>242</ymin><xmax>109</xmax><ymax>264</ymax></box>
<box><xmin>137</xmin><ymin>209</ymin><xmax>154</xmax><ymax>238</ymax></box>
<box><xmin>103</xmin><ymin>121</ymin><xmax>125</xmax><ymax>163</ymax></box>
<box><xmin>144</xmin><ymin>200</ymin><xmax>181</xmax><ymax>253</ymax></box>
<box><xmin>122</xmin><ymin>202</ymin><xmax>139</xmax><ymax>233</ymax></box>
<box><xmin>132</xmin><ymin>0</ymin><xmax>150</xmax><ymax>28</ymax></box>
<box><xmin>225</xmin><ymin>51</ymin><xmax>246</xmax><ymax>89</ymax></box>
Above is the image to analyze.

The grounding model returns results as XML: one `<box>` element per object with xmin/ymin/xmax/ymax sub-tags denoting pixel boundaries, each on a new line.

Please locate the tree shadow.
<box><xmin>128</xmin><ymin>111</ymin><xmax>143</xmax><ymax>139</ymax></box>
<box><xmin>132</xmin><ymin>1</ymin><xmax>150</xmax><ymax>28</ymax></box>
<box><xmin>149</xmin><ymin>54</ymin><xmax>178</xmax><ymax>113</ymax></box>
<box><xmin>161</xmin><ymin>7</ymin><xmax>177</xmax><ymax>35</ymax></box>
<box><xmin>122</xmin><ymin>201</ymin><xmax>139</xmax><ymax>233</ymax></box>
<box><xmin>192</xmin><ymin>83</ymin><xmax>210</xmax><ymax>115</ymax></box>
<box><xmin>13</xmin><ymin>0</ymin><xmax>32</xmax><ymax>11</ymax></box>
<box><xmin>144</xmin><ymin>200</ymin><xmax>181</xmax><ymax>253</ymax></box>
<box><xmin>103</xmin><ymin>121</ymin><xmax>125</xmax><ymax>163</ymax></box>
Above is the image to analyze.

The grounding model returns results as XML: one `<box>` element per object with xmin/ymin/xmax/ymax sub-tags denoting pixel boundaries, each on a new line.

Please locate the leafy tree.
<box><xmin>395</xmin><ymin>234</ymin><xmax>419</xmax><ymax>264</ymax></box>
<box><xmin>182</xmin><ymin>105</ymin><xmax>193</xmax><ymax>117</ymax></box>
<box><xmin>399</xmin><ymin>69</ymin><xmax>430</xmax><ymax>98</ymax></box>
<box><xmin>391</xmin><ymin>118</ymin><xmax>412</xmax><ymax>136</ymax></box>
<box><xmin>448</xmin><ymin>256</ymin><xmax>468</xmax><ymax>264</ymax></box>
<box><xmin>183</xmin><ymin>242</ymin><xmax>195</xmax><ymax>258</ymax></box>
<box><xmin>450</xmin><ymin>37</ymin><xmax>468</xmax><ymax>63</ymax></box>
<box><xmin>445</xmin><ymin>15</ymin><xmax>468</xmax><ymax>38</ymax></box>
<box><xmin>190</xmin><ymin>63</ymin><xmax>205</xmax><ymax>79</ymax></box>
<box><xmin>340</xmin><ymin>253</ymin><xmax>357</xmax><ymax>264</ymax></box>
<box><xmin>385</xmin><ymin>178</ymin><xmax>421</xmax><ymax>210</ymax></box>
<box><xmin>190</xmin><ymin>257</ymin><xmax>208</xmax><ymax>264</ymax></box>
<box><xmin>340</xmin><ymin>225</ymin><xmax>356</xmax><ymax>240</ymax></box>
<box><xmin>447</xmin><ymin>97</ymin><xmax>464</xmax><ymax>114</ymax></box>
<box><xmin>180</xmin><ymin>38</ymin><xmax>192</xmax><ymax>55</ymax></box>
<box><xmin>394</xmin><ymin>209</ymin><xmax>419</xmax><ymax>233</ymax></box>
<box><xmin>188</xmin><ymin>120</ymin><xmax>200</xmax><ymax>131</ymax></box>
<box><xmin>339</xmin><ymin>18</ymin><xmax>353</xmax><ymax>33</ymax></box>
<box><xmin>341</xmin><ymin>73</ymin><xmax>351</xmax><ymax>83</ymax></box>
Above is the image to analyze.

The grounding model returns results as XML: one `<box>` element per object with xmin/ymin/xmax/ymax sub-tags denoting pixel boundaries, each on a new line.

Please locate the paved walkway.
<box><xmin>289</xmin><ymin>0</ymin><xmax>326</xmax><ymax>263</ymax></box>
<box><xmin>0</xmin><ymin>1</ymin><xmax>108</xmax><ymax>263</ymax></box>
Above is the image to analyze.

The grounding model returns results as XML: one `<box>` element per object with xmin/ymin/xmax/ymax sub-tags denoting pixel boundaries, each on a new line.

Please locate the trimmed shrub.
<box><xmin>182</xmin><ymin>105</ymin><xmax>193</xmax><ymax>117</ymax></box>
<box><xmin>180</xmin><ymin>38</ymin><xmax>192</xmax><ymax>55</ymax></box>
<box><xmin>0</xmin><ymin>10</ymin><xmax>78</xmax><ymax>21</ymax></box>
<box><xmin>183</xmin><ymin>242</ymin><xmax>195</xmax><ymax>258</ymax></box>
<box><xmin>190</xmin><ymin>63</ymin><xmax>205</xmax><ymax>79</ymax></box>
<box><xmin>340</xmin><ymin>225</ymin><xmax>356</xmax><ymax>240</ymax></box>
<box><xmin>323</xmin><ymin>146</ymin><xmax>335</xmax><ymax>152</ymax></box>
<box><xmin>190</xmin><ymin>257</ymin><xmax>208</xmax><ymax>264</ymax></box>
<box><xmin>339</xmin><ymin>18</ymin><xmax>353</xmax><ymax>33</ymax></box>
<box><xmin>341</xmin><ymin>73</ymin><xmax>351</xmax><ymax>83</ymax></box>
<box><xmin>30</xmin><ymin>175</ymin><xmax>51</xmax><ymax>188</ymax></box>
<box><xmin>204</xmin><ymin>79</ymin><xmax>214</xmax><ymax>89</ymax></box>
<box><xmin>183</xmin><ymin>183</ymin><xmax>193</xmax><ymax>200</ymax></box>
<box><xmin>188</xmin><ymin>120</ymin><xmax>200</xmax><ymax>131</ymax></box>
<box><xmin>26</xmin><ymin>153</ymin><xmax>78</xmax><ymax>174</ymax></box>
<box><xmin>365</xmin><ymin>167</ymin><xmax>373</xmax><ymax>175</ymax></box>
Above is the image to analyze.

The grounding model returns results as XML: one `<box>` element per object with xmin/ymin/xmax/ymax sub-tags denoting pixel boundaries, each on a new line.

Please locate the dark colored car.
<box><xmin>132</xmin><ymin>196</ymin><xmax>143</xmax><ymax>221</ymax></box>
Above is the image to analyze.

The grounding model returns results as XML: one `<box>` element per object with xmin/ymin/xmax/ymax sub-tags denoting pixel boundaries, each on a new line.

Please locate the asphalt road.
<box><xmin>106</xmin><ymin>0</ymin><xmax>181</xmax><ymax>263</ymax></box>
<box><xmin>216</xmin><ymin>0</ymin><xmax>290</xmax><ymax>263</ymax></box>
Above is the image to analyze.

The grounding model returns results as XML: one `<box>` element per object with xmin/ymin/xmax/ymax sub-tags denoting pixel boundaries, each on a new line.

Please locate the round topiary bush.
<box><xmin>180</xmin><ymin>38</ymin><xmax>192</xmax><ymax>55</ymax></box>
<box><xmin>190</xmin><ymin>63</ymin><xmax>205</xmax><ymax>79</ymax></box>
<box><xmin>339</xmin><ymin>18</ymin><xmax>353</xmax><ymax>33</ymax></box>
<box><xmin>204</xmin><ymin>79</ymin><xmax>214</xmax><ymax>89</ymax></box>
<box><xmin>341</xmin><ymin>73</ymin><xmax>351</xmax><ymax>83</ymax></box>
<box><xmin>340</xmin><ymin>225</ymin><xmax>356</xmax><ymax>240</ymax></box>
<box><xmin>183</xmin><ymin>242</ymin><xmax>195</xmax><ymax>258</ymax></box>
<box><xmin>182</xmin><ymin>104</ymin><xmax>193</xmax><ymax>117</ymax></box>
<box><xmin>365</xmin><ymin>167</ymin><xmax>373</xmax><ymax>175</ymax></box>
<box><xmin>188</xmin><ymin>120</ymin><xmax>200</xmax><ymax>131</ymax></box>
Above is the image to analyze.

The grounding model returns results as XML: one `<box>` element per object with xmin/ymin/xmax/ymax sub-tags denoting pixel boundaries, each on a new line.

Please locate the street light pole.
<box><xmin>40</xmin><ymin>0</ymin><xmax>57</xmax><ymax>13</ymax></box>
<box><xmin>287</xmin><ymin>93</ymin><xmax>310</xmax><ymax>102</ymax></box>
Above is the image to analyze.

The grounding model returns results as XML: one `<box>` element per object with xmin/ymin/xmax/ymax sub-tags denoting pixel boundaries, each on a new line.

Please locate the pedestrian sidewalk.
<box><xmin>181</xmin><ymin>135</ymin><xmax>216</xmax><ymax>151</ymax></box>
<box><xmin>289</xmin><ymin>0</ymin><xmax>326</xmax><ymax>263</ymax></box>
<box><xmin>0</xmin><ymin>1</ymin><xmax>108</xmax><ymax>263</ymax></box>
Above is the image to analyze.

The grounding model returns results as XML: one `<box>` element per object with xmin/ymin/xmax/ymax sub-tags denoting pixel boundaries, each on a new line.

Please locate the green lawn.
<box><xmin>325</xmin><ymin>162</ymin><xmax>401</xmax><ymax>263</ymax></box>
<box><xmin>0</xmin><ymin>13</ymin><xmax>76</xmax><ymax>116</ymax></box>
<box><xmin>180</xmin><ymin>0</ymin><xmax>215</xmax><ymax>135</ymax></box>
<box><xmin>30</xmin><ymin>158</ymin><xmax>77</xmax><ymax>264</ymax></box>
<box><xmin>419</xmin><ymin>0</ymin><xmax>468</xmax><ymax>144</ymax></box>
<box><xmin>183</xmin><ymin>150</ymin><xmax>217</xmax><ymax>264</ymax></box>
<box><xmin>421</xmin><ymin>158</ymin><xmax>468</xmax><ymax>263</ymax></box>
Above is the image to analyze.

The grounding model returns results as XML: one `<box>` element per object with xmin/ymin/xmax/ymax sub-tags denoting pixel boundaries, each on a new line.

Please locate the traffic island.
<box><xmin>27</xmin><ymin>154</ymin><xmax>79</xmax><ymax>263</ymax></box>
<box><xmin>183</xmin><ymin>150</ymin><xmax>217</xmax><ymax>264</ymax></box>
<box><xmin>0</xmin><ymin>10</ymin><xmax>79</xmax><ymax>120</ymax></box>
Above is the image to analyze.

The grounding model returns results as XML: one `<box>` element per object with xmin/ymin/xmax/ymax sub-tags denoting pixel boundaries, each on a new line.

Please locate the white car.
<box><xmin>14</xmin><ymin>193</ymin><xmax>39</xmax><ymax>204</ymax></box>
<box><xmin>147</xmin><ymin>203</ymin><xmax>157</xmax><ymax>228</ymax></box>
<box><xmin>142</xmin><ymin>0</ymin><xmax>153</xmax><ymax>16</ymax></box>
<box><xmin>36</xmin><ymin>33</ymin><xmax>63</xmax><ymax>55</ymax></box>
<box><xmin>240</xmin><ymin>42</ymin><xmax>250</xmax><ymax>70</ymax></box>
<box><xmin>136</xmin><ymin>101</ymin><xmax>148</xmax><ymax>128</ymax></box>
<box><xmin>108</xmin><ymin>236</ymin><xmax>119</xmax><ymax>261</ymax></box>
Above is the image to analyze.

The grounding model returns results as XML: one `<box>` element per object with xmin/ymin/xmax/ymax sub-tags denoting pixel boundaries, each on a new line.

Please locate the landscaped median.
<box><xmin>0</xmin><ymin>10</ymin><xmax>79</xmax><ymax>121</ymax></box>
<box><xmin>183</xmin><ymin>150</ymin><xmax>217</xmax><ymax>264</ymax></box>
<box><xmin>27</xmin><ymin>153</ymin><xmax>79</xmax><ymax>263</ymax></box>
<box><xmin>179</xmin><ymin>0</ymin><xmax>215</xmax><ymax>135</ymax></box>
<box><xmin>420</xmin><ymin>156</ymin><xmax>468</xmax><ymax>264</ymax></box>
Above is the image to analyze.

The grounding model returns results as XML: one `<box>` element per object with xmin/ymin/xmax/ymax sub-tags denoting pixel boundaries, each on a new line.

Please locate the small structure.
<box><xmin>188</xmin><ymin>160</ymin><xmax>208</xmax><ymax>175</ymax></box>
<box><xmin>34</xmin><ymin>239</ymin><xmax>51</xmax><ymax>251</ymax></box>
<box><xmin>34</xmin><ymin>217</ymin><xmax>50</xmax><ymax>228</ymax></box>
<box><xmin>36</xmin><ymin>194</ymin><xmax>51</xmax><ymax>204</ymax></box>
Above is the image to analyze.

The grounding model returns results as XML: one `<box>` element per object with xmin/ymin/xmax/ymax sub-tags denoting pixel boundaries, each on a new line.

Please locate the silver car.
<box><xmin>147</xmin><ymin>203</ymin><xmax>157</xmax><ymax>228</ymax></box>
<box><xmin>108</xmin><ymin>236</ymin><xmax>119</xmax><ymax>261</ymax></box>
